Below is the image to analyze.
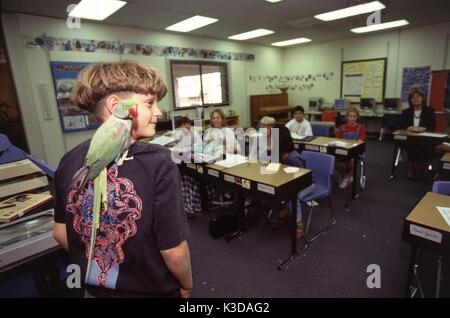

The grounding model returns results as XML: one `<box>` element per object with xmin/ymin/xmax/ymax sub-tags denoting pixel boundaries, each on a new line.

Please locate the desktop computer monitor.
<box><xmin>384</xmin><ymin>98</ymin><xmax>400</xmax><ymax>110</ymax></box>
<box><xmin>360</xmin><ymin>98</ymin><xmax>375</xmax><ymax>110</ymax></box>
<box><xmin>309</xmin><ymin>97</ymin><xmax>323</xmax><ymax>110</ymax></box>
<box><xmin>335</xmin><ymin>98</ymin><xmax>350</xmax><ymax>111</ymax></box>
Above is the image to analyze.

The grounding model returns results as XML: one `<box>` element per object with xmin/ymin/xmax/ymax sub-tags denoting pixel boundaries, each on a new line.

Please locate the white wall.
<box><xmin>282</xmin><ymin>21</ymin><xmax>450</xmax><ymax>109</ymax></box>
<box><xmin>2</xmin><ymin>13</ymin><xmax>283</xmax><ymax>166</ymax></box>
<box><xmin>3</xmin><ymin>12</ymin><xmax>450</xmax><ymax>167</ymax></box>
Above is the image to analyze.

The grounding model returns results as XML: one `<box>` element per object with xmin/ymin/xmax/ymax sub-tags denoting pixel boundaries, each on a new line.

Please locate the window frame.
<box><xmin>170</xmin><ymin>60</ymin><xmax>230</xmax><ymax>110</ymax></box>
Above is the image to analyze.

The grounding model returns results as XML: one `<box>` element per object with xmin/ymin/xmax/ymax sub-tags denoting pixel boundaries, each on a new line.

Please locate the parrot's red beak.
<box><xmin>128</xmin><ymin>106</ymin><xmax>138</xmax><ymax>118</ymax></box>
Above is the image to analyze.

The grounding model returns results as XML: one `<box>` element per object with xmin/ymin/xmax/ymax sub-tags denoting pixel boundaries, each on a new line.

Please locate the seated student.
<box><xmin>257</xmin><ymin>116</ymin><xmax>314</xmax><ymax>239</ymax></box>
<box><xmin>173</xmin><ymin>116</ymin><xmax>202</xmax><ymax>150</ymax></box>
<box><xmin>401</xmin><ymin>88</ymin><xmax>436</xmax><ymax>179</ymax></box>
<box><xmin>285</xmin><ymin>105</ymin><xmax>313</xmax><ymax>137</ymax></box>
<box><xmin>336</xmin><ymin>108</ymin><xmax>367</xmax><ymax>189</ymax></box>
<box><xmin>203</xmin><ymin>109</ymin><xmax>241</xmax><ymax>155</ymax></box>
<box><xmin>52</xmin><ymin>60</ymin><xmax>192</xmax><ymax>298</ymax></box>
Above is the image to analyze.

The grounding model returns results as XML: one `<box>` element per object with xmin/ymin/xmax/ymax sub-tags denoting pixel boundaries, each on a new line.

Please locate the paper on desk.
<box><xmin>418</xmin><ymin>132</ymin><xmax>447</xmax><ymax>138</ymax></box>
<box><xmin>150</xmin><ymin>135</ymin><xmax>177</xmax><ymax>146</ymax></box>
<box><xmin>214</xmin><ymin>154</ymin><xmax>248</xmax><ymax>168</ymax></box>
<box><xmin>260</xmin><ymin>163</ymin><xmax>281</xmax><ymax>174</ymax></box>
<box><xmin>328</xmin><ymin>141</ymin><xmax>349</xmax><ymax>148</ymax></box>
<box><xmin>290</xmin><ymin>132</ymin><xmax>308</xmax><ymax>140</ymax></box>
<box><xmin>283</xmin><ymin>167</ymin><xmax>299</xmax><ymax>174</ymax></box>
<box><xmin>436</xmin><ymin>206</ymin><xmax>450</xmax><ymax>227</ymax></box>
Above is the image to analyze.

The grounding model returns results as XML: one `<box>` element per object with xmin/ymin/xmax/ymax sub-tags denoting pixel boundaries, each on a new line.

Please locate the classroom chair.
<box><xmin>432</xmin><ymin>181</ymin><xmax>450</xmax><ymax>195</ymax></box>
<box><xmin>311</xmin><ymin>123</ymin><xmax>330</xmax><ymax>137</ymax></box>
<box><xmin>321</xmin><ymin>110</ymin><xmax>337</xmax><ymax>122</ymax></box>
<box><xmin>300</xmin><ymin>151</ymin><xmax>336</xmax><ymax>242</ymax></box>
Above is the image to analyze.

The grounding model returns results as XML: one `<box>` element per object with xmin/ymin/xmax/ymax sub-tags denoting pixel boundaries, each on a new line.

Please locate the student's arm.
<box><xmin>53</xmin><ymin>223</ymin><xmax>69</xmax><ymax>251</ymax></box>
<box><xmin>305</xmin><ymin>121</ymin><xmax>313</xmax><ymax>136</ymax></box>
<box><xmin>53</xmin><ymin>168</ymin><xmax>69</xmax><ymax>251</ymax></box>
<box><xmin>160</xmin><ymin>241</ymin><xmax>193</xmax><ymax>297</ymax></box>
<box><xmin>425</xmin><ymin>107</ymin><xmax>436</xmax><ymax>131</ymax></box>
<box><xmin>359</xmin><ymin>125</ymin><xmax>367</xmax><ymax>141</ymax></box>
<box><xmin>401</xmin><ymin>109</ymin><xmax>411</xmax><ymax>129</ymax></box>
<box><xmin>153</xmin><ymin>158</ymin><xmax>192</xmax><ymax>296</ymax></box>
<box><xmin>336</xmin><ymin>126</ymin><xmax>343</xmax><ymax>139</ymax></box>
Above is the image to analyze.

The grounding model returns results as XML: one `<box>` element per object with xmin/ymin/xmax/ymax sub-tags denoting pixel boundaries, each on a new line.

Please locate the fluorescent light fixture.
<box><xmin>228</xmin><ymin>29</ymin><xmax>274</xmax><ymax>40</ymax></box>
<box><xmin>271</xmin><ymin>37</ymin><xmax>312</xmax><ymax>46</ymax></box>
<box><xmin>314</xmin><ymin>1</ymin><xmax>385</xmax><ymax>21</ymax></box>
<box><xmin>265</xmin><ymin>0</ymin><xmax>284</xmax><ymax>3</ymax></box>
<box><xmin>166</xmin><ymin>15</ymin><xmax>218</xmax><ymax>32</ymax></box>
<box><xmin>69</xmin><ymin>0</ymin><xmax>127</xmax><ymax>21</ymax></box>
<box><xmin>350</xmin><ymin>19</ymin><xmax>409</xmax><ymax>33</ymax></box>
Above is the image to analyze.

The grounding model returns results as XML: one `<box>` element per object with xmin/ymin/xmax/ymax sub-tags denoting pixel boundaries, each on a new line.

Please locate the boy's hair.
<box><xmin>292</xmin><ymin>105</ymin><xmax>305</xmax><ymax>115</ymax></box>
<box><xmin>260</xmin><ymin>116</ymin><xmax>276</xmax><ymax>126</ymax></box>
<box><xmin>72</xmin><ymin>60</ymin><xmax>167</xmax><ymax>114</ymax></box>
<box><xmin>177</xmin><ymin>116</ymin><xmax>191</xmax><ymax>127</ymax></box>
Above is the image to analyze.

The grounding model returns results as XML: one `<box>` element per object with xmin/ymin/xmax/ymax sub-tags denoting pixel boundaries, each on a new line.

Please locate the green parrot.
<box><xmin>71</xmin><ymin>99</ymin><xmax>138</xmax><ymax>281</ymax></box>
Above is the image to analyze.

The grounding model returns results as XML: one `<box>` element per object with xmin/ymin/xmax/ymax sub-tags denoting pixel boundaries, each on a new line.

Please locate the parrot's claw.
<box><xmin>116</xmin><ymin>149</ymin><xmax>134</xmax><ymax>166</ymax></box>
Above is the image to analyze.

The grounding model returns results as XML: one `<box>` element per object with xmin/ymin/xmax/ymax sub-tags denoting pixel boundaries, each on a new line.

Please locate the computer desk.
<box><xmin>389</xmin><ymin>130</ymin><xmax>449</xmax><ymax>181</ymax></box>
<box><xmin>293</xmin><ymin>136</ymin><xmax>365</xmax><ymax>201</ymax></box>
<box><xmin>403</xmin><ymin>192</ymin><xmax>450</xmax><ymax>298</ymax></box>
<box><xmin>176</xmin><ymin>157</ymin><xmax>313</xmax><ymax>270</ymax></box>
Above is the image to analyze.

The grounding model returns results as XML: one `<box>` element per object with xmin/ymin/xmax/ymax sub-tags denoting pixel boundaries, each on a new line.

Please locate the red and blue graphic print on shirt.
<box><xmin>66</xmin><ymin>164</ymin><xmax>142</xmax><ymax>288</ymax></box>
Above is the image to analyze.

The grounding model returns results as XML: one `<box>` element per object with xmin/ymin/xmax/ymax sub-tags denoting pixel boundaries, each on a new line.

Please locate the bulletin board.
<box><xmin>341</xmin><ymin>58</ymin><xmax>387</xmax><ymax>104</ymax></box>
<box><xmin>50</xmin><ymin>61</ymin><xmax>99</xmax><ymax>132</ymax></box>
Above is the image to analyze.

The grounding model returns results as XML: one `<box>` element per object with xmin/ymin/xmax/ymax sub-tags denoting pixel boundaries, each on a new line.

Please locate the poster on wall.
<box><xmin>341</xmin><ymin>58</ymin><xmax>386</xmax><ymax>104</ymax></box>
<box><xmin>401</xmin><ymin>65</ymin><xmax>431</xmax><ymax>102</ymax></box>
<box><xmin>50</xmin><ymin>61</ymin><xmax>99</xmax><ymax>132</ymax></box>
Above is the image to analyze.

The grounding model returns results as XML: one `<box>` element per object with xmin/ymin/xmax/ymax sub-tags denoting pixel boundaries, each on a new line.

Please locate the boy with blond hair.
<box><xmin>53</xmin><ymin>60</ymin><xmax>192</xmax><ymax>298</ymax></box>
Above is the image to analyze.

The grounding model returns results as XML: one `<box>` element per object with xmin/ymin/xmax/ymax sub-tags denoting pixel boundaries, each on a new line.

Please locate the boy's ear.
<box><xmin>104</xmin><ymin>95</ymin><xmax>121</xmax><ymax>115</ymax></box>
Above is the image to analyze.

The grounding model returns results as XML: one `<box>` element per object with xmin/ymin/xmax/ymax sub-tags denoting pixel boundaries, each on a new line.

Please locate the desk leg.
<box><xmin>351</xmin><ymin>156</ymin><xmax>359</xmax><ymax>200</ymax></box>
<box><xmin>406</xmin><ymin>246</ymin><xmax>418</xmax><ymax>298</ymax></box>
<box><xmin>389</xmin><ymin>143</ymin><xmax>400</xmax><ymax>181</ymax></box>
<box><xmin>278</xmin><ymin>195</ymin><xmax>308</xmax><ymax>270</ymax></box>
<box><xmin>225</xmin><ymin>190</ymin><xmax>246</xmax><ymax>242</ymax></box>
<box><xmin>436</xmin><ymin>256</ymin><xmax>443</xmax><ymax>298</ymax></box>
<box><xmin>199</xmin><ymin>182</ymin><xmax>209</xmax><ymax>213</ymax></box>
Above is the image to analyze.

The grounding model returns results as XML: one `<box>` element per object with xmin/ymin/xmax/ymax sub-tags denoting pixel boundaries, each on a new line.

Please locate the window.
<box><xmin>170</xmin><ymin>60</ymin><xmax>229</xmax><ymax>109</ymax></box>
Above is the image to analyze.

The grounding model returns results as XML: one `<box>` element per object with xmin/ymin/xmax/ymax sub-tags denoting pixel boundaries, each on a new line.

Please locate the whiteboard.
<box><xmin>341</xmin><ymin>58</ymin><xmax>387</xmax><ymax>104</ymax></box>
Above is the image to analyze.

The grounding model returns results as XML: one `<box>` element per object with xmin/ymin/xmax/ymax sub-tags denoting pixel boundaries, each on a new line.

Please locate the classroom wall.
<box><xmin>282</xmin><ymin>21</ymin><xmax>450</xmax><ymax>109</ymax></box>
<box><xmin>1</xmin><ymin>13</ymin><xmax>283</xmax><ymax>167</ymax></box>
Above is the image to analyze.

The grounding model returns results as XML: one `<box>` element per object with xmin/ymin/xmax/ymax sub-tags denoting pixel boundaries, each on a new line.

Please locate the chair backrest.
<box><xmin>311</xmin><ymin>124</ymin><xmax>330</xmax><ymax>137</ymax></box>
<box><xmin>432</xmin><ymin>181</ymin><xmax>450</xmax><ymax>195</ymax></box>
<box><xmin>321</xmin><ymin>110</ymin><xmax>337</xmax><ymax>122</ymax></box>
<box><xmin>300</xmin><ymin>151</ymin><xmax>335</xmax><ymax>194</ymax></box>
<box><xmin>286</xmin><ymin>150</ymin><xmax>307</xmax><ymax>168</ymax></box>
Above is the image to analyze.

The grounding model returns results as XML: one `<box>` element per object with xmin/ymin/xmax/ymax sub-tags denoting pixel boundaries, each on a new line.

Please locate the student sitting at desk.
<box><xmin>203</xmin><ymin>109</ymin><xmax>241</xmax><ymax>155</ymax></box>
<box><xmin>258</xmin><ymin>116</ymin><xmax>315</xmax><ymax>239</ymax></box>
<box><xmin>401</xmin><ymin>88</ymin><xmax>436</xmax><ymax>179</ymax></box>
<box><xmin>285</xmin><ymin>106</ymin><xmax>313</xmax><ymax>137</ymax></box>
<box><xmin>336</xmin><ymin>108</ymin><xmax>367</xmax><ymax>189</ymax></box>
<box><xmin>173</xmin><ymin>116</ymin><xmax>202</xmax><ymax>150</ymax></box>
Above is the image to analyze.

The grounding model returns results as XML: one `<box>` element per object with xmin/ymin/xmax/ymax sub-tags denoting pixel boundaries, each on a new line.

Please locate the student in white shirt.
<box><xmin>174</xmin><ymin>116</ymin><xmax>202</xmax><ymax>150</ymax></box>
<box><xmin>203</xmin><ymin>109</ymin><xmax>241</xmax><ymax>154</ymax></box>
<box><xmin>285</xmin><ymin>106</ymin><xmax>313</xmax><ymax>137</ymax></box>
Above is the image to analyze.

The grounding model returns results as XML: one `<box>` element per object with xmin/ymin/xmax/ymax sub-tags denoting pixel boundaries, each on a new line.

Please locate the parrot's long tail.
<box><xmin>71</xmin><ymin>166</ymin><xmax>90</xmax><ymax>194</ymax></box>
<box><xmin>85</xmin><ymin>169</ymin><xmax>107</xmax><ymax>284</ymax></box>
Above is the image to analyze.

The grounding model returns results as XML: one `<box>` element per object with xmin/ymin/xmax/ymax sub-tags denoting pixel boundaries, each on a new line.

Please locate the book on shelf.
<box><xmin>0</xmin><ymin>193</ymin><xmax>53</xmax><ymax>223</ymax></box>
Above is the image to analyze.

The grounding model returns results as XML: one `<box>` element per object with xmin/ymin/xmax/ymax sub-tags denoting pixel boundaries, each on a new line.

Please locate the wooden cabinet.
<box><xmin>250</xmin><ymin>93</ymin><xmax>290</xmax><ymax>127</ymax></box>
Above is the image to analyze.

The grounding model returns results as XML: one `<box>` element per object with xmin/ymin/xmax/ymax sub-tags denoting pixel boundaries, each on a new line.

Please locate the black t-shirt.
<box><xmin>54</xmin><ymin>140</ymin><xmax>189</xmax><ymax>297</ymax></box>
